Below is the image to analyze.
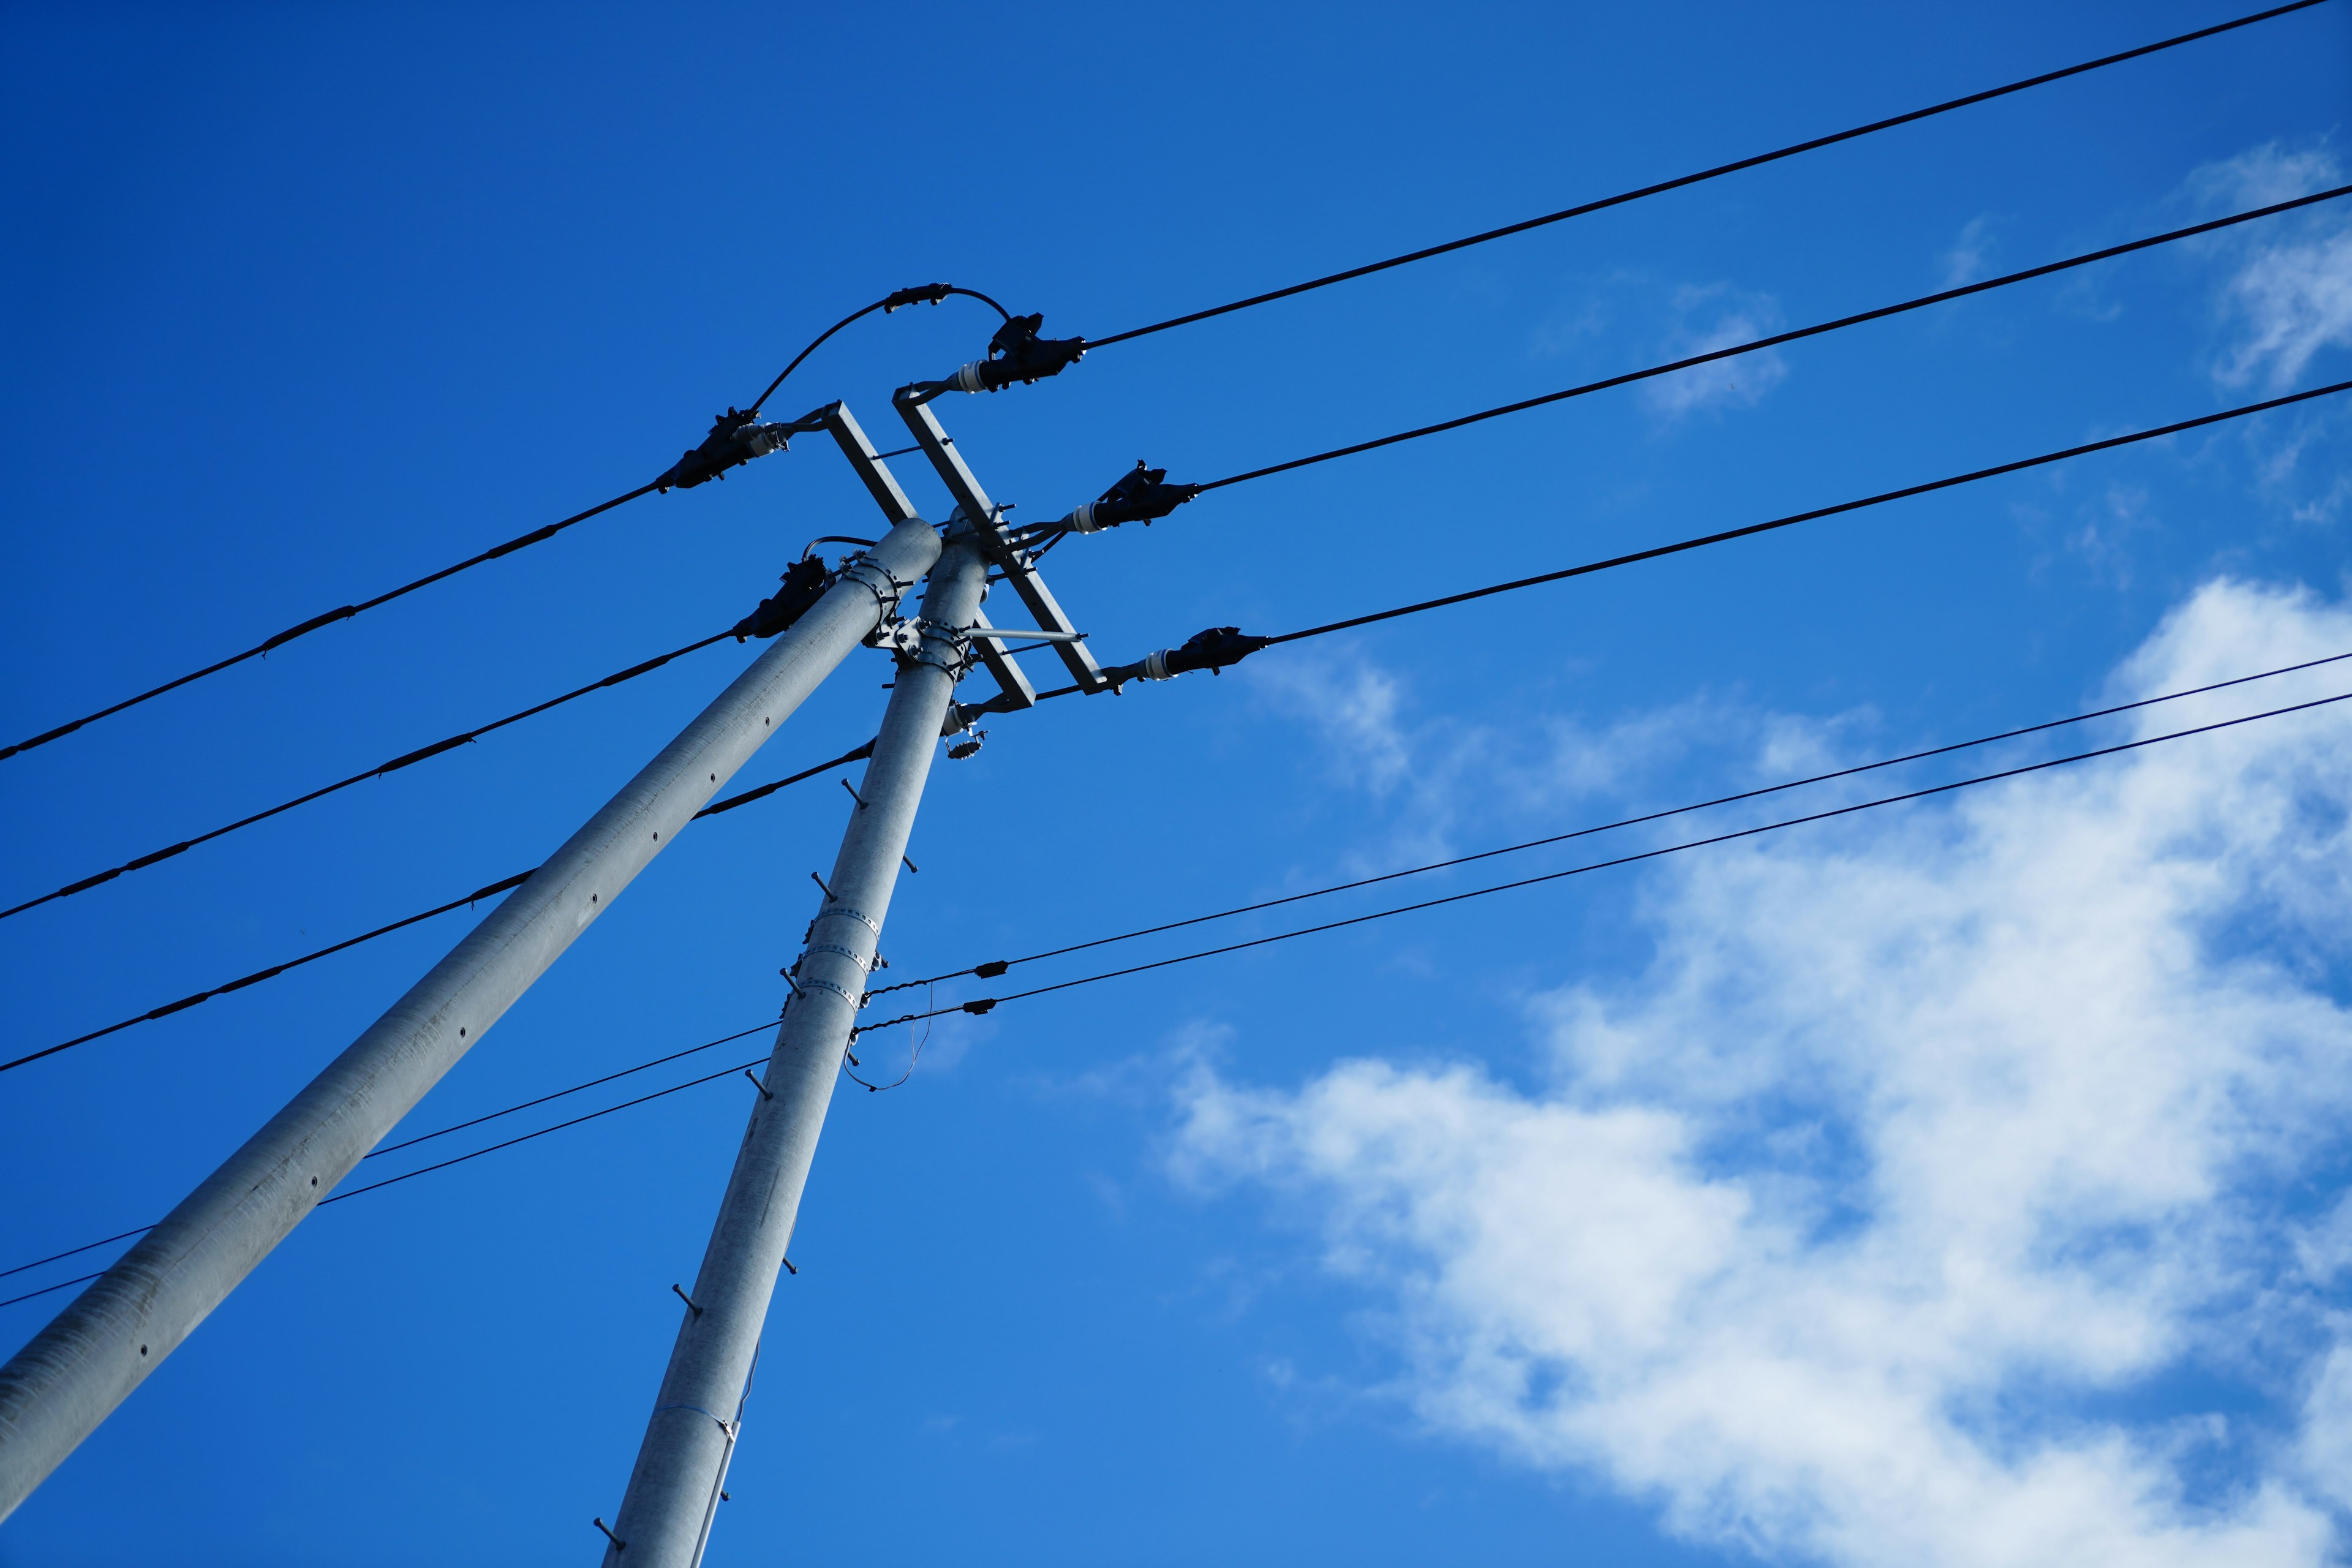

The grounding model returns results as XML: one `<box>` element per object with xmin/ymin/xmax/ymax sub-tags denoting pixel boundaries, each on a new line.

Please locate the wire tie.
<box><xmin>671</xmin><ymin>1283</ymin><xmax>703</xmax><ymax>1318</ymax></box>
<box><xmin>743</xmin><ymin>1068</ymin><xmax>772</xmax><ymax>1101</ymax></box>
<box><xmin>593</xmin><ymin>1517</ymin><xmax>626</xmax><ymax>1551</ymax></box>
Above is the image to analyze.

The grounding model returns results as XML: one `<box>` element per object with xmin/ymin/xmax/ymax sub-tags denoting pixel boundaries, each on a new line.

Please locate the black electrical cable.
<box><xmin>1261</xmin><ymin>379</ymin><xmax>2352</xmax><ymax>646</ymax></box>
<box><xmin>0</xmin><ymin>1029</ymin><xmax>783</xmax><ymax>1311</ymax></box>
<box><xmin>1085</xmin><ymin>0</ymin><xmax>2335</xmax><ymax>349</ymax></box>
<box><xmin>746</xmin><ymin>285</ymin><xmax>1009</xmax><ymax>415</ymax></box>
<box><xmin>1018</xmin><ymin>380</ymin><xmax>2352</xmax><ymax>707</ymax></box>
<box><xmin>869</xmin><ymin>646</ymin><xmax>2352</xmax><ymax>1000</ymax></box>
<box><xmin>0</xmin><ymin>631</ymin><xmax>734</xmax><ymax>924</ymax></box>
<box><xmin>4</xmin><ymin>287</ymin><xmax>1008</xmax><ymax>771</ymax></box>
<box><xmin>0</xmin><ymin>742</ymin><xmax>876</xmax><ymax>1077</ymax></box>
<box><xmin>26</xmin><ymin>650</ymin><xmax>2346</xmax><ymax>1301</ymax></box>
<box><xmin>23</xmin><ymin>379</ymin><xmax>2337</xmax><ymax>1075</ymax></box>
<box><xmin>854</xmin><ymin>687</ymin><xmax>2352</xmax><ymax>1036</ymax></box>
<box><xmin>1</xmin><ymin>482</ymin><xmax>663</xmax><ymax>766</ymax></box>
<box><xmin>0</xmin><ymin>869</ymin><xmax>537</xmax><ymax>1076</ymax></box>
<box><xmin>1193</xmin><ymin>186</ymin><xmax>2351</xmax><ymax>492</ymax></box>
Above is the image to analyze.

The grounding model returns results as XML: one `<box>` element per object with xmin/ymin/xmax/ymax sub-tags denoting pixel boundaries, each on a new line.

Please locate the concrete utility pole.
<box><xmin>595</xmin><ymin>520</ymin><xmax>989</xmax><ymax>1566</ymax></box>
<box><xmin>0</xmin><ymin>518</ymin><xmax>941</xmax><ymax>1523</ymax></box>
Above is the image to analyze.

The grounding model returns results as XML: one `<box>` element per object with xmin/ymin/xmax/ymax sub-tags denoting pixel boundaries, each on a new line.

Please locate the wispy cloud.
<box><xmin>1177</xmin><ymin>578</ymin><xmax>2352</xmax><ymax>1567</ymax></box>
<box><xmin>2188</xmin><ymin>143</ymin><xmax>2352</xmax><ymax>391</ymax></box>
<box><xmin>1640</xmin><ymin>284</ymin><xmax>1790</xmax><ymax>418</ymax></box>
<box><xmin>1941</xmin><ymin>214</ymin><xmax>2002</xmax><ymax>288</ymax></box>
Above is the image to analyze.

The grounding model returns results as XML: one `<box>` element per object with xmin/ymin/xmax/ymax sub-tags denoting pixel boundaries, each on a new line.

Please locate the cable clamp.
<box><xmin>805</xmin><ymin>942</ymin><xmax>867</xmax><ymax>969</ymax></box>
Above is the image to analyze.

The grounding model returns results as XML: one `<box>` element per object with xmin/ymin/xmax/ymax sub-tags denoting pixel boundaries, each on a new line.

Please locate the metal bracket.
<box><xmin>892</xmin><ymin>393</ymin><xmax>1109</xmax><ymax>695</ymax></box>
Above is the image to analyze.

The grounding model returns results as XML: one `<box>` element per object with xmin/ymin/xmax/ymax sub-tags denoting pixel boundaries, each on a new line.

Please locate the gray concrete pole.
<box><xmin>596</xmin><ymin>527</ymin><xmax>989</xmax><ymax>1567</ymax></box>
<box><xmin>0</xmin><ymin>520</ymin><xmax>943</xmax><ymax>1525</ymax></box>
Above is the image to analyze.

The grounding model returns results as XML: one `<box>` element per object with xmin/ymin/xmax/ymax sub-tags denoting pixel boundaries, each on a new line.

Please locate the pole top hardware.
<box><xmin>655</xmin><ymin>407</ymin><xmax>820</xmax><ymax>493</ymax></box>
<box><xmin>732</xmin><ymin>557</ymin><xmax>833</xmax><ymax>642</ymax></box>
<box><xmin>1046</xmin><ymin>462</ymin><xmax>1204</xmax><ymax>535</ymax></box>
<box><xmin>1102</xmin><ymin>627</ymin><xmax>1273</xmax><ymax>690</ymax></box>
<box><xmin>905</xmin><ymin>313</ymin><xmax>1086</xmax><ymax>401</ymax></box>
<box><xmin>881</xmin><ymin>282</ymin><xmax>957</xmax><ymax>312</ymax></box>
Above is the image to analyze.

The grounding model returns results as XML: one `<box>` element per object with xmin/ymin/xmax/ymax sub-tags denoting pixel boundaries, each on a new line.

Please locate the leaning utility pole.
<box><xmin>594</xmin><ymin>378</ymin><xmax>1115</xmax><ymax>1563</ymax></box>
<box><xmin>0</xmin><ymin>516</ymin><xmax>940</xmax><ymax>1523</ymax></box>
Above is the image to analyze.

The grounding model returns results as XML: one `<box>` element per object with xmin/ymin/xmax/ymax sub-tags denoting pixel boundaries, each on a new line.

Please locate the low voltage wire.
<box><xmin>3</xmin><ymin>284</ymin><xmax>1003</xmax><ymax>767</ymax></box>
<box><xmin>869</xmin><ymin>646</ymin><xmax>2352</xmax><ymax>1001</ymax></box>
<box><xmin>16</xmin><ymin>670</ymin><xmax>2342</xmax><ymax>1306</ymax></box>
<box><xmin>854</xmin><ymin>687</ymin><xmax>2352</xmax><ymax>1036</ymax></box>
<box><xmin>11</xmin><ymin>1</ymin><xmax>2330</xmax><ymax>766</ymax></box>
<box><xmin>10</xmin><ymin>380</ymin><xmax>2342</xmax><ymax>1076</ymax></box>
<box><xmin>1087</xmin><ymin>0</ymin><xmax>2335</xmax><ymax>348</ymax></box>
<box><xmin>1194</xmin><ymin>186</ymin><xmax>2351</xmax><ymax>491</ymax></box>
<box><xmin>0</xmin><ymin>631</ymin><xmax>736</xmax><ymax>922</ymax></box>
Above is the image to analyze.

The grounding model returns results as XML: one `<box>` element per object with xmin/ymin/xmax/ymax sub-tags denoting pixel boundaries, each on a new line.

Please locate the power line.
<box><xmin>0</xmin><ymin>1025</ymin><xmax>781</xmax><ymax>1310</ymax></box>
<box><xmin>0</xmin><ymin>744</ymin><xmax>874</xmax><ymax>1077</ymax></box>
<box><xmin>0</xmin><ymin>481</ymin><xmax>661</xmax><ymax>766</ymax></box>
<box><xmin>854</xmin><ymin>686</ymin><xmax>2352</xmax><ymax>1035</ymax></box>
<box><xmin>16</xmin><ymin>668</ymin><xmax>2345</xmax><ymax>1306</ymax></box>
<box><xmin>1086</xmin><ymin>0</ymin><xmax>2335</xmax><ymax>349</ymax></box>
<box><xmin>4</xmin><ymin>284</ymin><xmax>1005</xmax><ymax>770</ymax></box>
<box><xmin>1</xmin><ymin>631</ymin><xmax>735</xmax><ymax>924</ymax></box>
<box><xmin>13</xmin><ymin>380</ymin><xmax>2340</xmax><ymax>1074</ymax></box>
<box><xmin>1260</xmin><ymin>380</ymin><xmax>2352</xmax><ymax>646</ymax></box>
<box><xmin>746</xmin><ymin>285</ymin><xmax>1008</xmax><ymax>414</ymax></box>
<box><xmin>1194</xmin><ymin>186</ymin><xmax>2351</xmax><ymax>491</ymax></box>
<box><xmin>875</xmin><ymin>646</ymin><xmax>2352</xmax><ymax>1000</ymax></box>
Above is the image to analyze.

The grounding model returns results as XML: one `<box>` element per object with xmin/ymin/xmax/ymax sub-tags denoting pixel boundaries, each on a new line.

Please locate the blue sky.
<box><xmin>3</xmin><ymin>2</ymin><xmax>2350</xmax><ymax>1563</ymax></box>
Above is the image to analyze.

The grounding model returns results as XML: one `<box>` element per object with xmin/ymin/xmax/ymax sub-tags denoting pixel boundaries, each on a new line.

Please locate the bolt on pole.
<box><xmin>596</xmin><ymin>523</ymin><xmax>990</xmax><ymax>1567</ymax></box>
<box><xmin>0</xmin><ymin>519</ymin><xmax>942</xmax><ymax>1525</ymax></box>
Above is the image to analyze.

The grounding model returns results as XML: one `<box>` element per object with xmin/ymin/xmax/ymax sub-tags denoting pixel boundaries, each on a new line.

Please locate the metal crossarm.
<box><xmin>892</xmin><ymin>392</ymin><xmax>1109</xmax><ymax>694</ymax></box>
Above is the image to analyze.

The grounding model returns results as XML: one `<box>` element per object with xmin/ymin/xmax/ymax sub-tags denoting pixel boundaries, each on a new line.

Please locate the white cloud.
<box><xmin>2188</xmin><ymin>143</ymin><xmax>2352</xmax><ymax>391</ymax></box>
<box><xmin>1640</xmin><ymin>284</ymin><xmax>1792</xmax><ymax>418</ymax></box>
<box><xmin>1942</xmin><ymin>215</ymin><xmax>2002</xmax><ymax>288</ymax></box>
<box><xmin>1177</xmin><ymin>579</ymin><xmax>2352</xmax><ymax>1567</ymax></box>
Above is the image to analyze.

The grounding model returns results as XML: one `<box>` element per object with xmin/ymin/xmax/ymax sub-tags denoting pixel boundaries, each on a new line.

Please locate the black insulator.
<box><xmin>1163</xmin><ymin>626</ymin><xmax>1272</xmax><ymax>676</ymax></box>
<box><xmin>657</xmin><ymin>407</ymin><xmax>796</xmax><ymax>492</ymax></box>
<box><xmin>957</xmin><ymin>314</ymin><xmax>1085</xmax><ymax>391</ymax></box>
<box><xmin>1067</xmin><ymin>461</ymin><xmax>1202</xmax><ymax>532</ymax></box>
<box><xmin>732</xmin><ymin>557</ymin><xmax>832</xmax><ymax>641</ymax></box>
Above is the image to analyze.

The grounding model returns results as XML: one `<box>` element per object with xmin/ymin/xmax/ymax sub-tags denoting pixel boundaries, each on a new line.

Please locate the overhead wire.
<box><xmin>17</xmin><ymin>662</ymin><xmax>2346</xmax><ymax>1308</ymax></box>
<box><xmin>1191</xmin><ymin>186</ymin><xmax>2352</xmax><ymax>492</ymax></box>
<box><xmin>0</xmin><ymin>742</ymin><xmax>876</xmax><ymax>1076</ymax></box>
<box><xmin>1</xmin><ymin>630</ymin><xmax>736</xmax><ymax>923</ymax></box>
<box><xmin>1085</xmin><ymin>0</ymin><xmax>2336</xmax><ymax>349</ymax></box>
<box><xmin>5</xmin><ymin>284</ymin><xmax>1005</xmax><ymax>767</ymax></box>
<box><xmin>0</xmin><ymin>1024</ymin><xmax>783</xmax><ymax>1311</ymax></box>
<box><xmin>854</xmin><ymin>686</ymin><xmax>2352</xmax><ymax>1036</ymax></box>
<box><xmin>870</xmin><ymin>646</ymin><xmax>2352</xmax><ymax>999</ymax></box>
<box><xmin>745</xmin><ymin>286</ymin><xmax>1008</xmax><ymax>415</ymax></box>
<box><xmin>0</xmin><ymin>481</ymin><xmax>661</xmax><ymax>766</ymax></box>
<box><xmin>12</xmin><ymin>381</ymin><xmax>2343</xmax><ymax>1075</ymax></box>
